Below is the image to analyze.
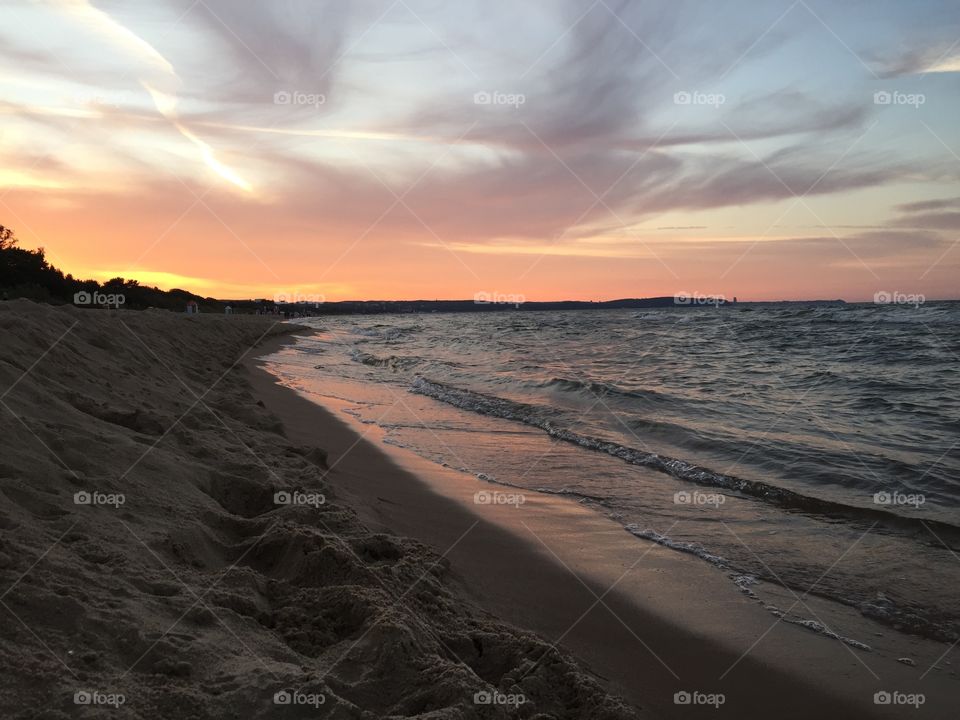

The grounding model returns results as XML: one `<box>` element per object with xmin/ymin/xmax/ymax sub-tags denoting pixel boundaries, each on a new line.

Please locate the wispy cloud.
<box><xmin>1</xmin><ymin>0</ymin><xmax>957</xmax><ymax>300</ymax></box>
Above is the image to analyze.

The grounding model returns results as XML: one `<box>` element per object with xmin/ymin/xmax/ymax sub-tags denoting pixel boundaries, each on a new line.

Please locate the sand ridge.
<box><xmin>0</xmin><ymin>301</ymin><xmax>639</xmax><ymax>719</ymax></box>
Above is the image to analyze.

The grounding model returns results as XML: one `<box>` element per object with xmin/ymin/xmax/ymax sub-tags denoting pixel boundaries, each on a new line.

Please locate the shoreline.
<box><xmin>1</xmin><ymin>303</ymin><xmax>953</xmax><ymax>718</ymax></box>
<box><xmin>0</xmin><ymin>303</ymin><xmax>640</xmax><ymax>719</ymax></box>
<box><xmin>249</xmin><ymin>329</ymin><xmax>958</xmax><ymax>719</ymax></box>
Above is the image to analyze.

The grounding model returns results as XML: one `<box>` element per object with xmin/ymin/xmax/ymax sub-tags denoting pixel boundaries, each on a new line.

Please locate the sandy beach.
<box><xmin>0</xmin><ymin>302</ymin><xmax>640</xmax><ymax>719</ymax></box>
<box><xmin>1</xmin><ymin>303</ymin><xmax>955</xmax><ymax>718</ymax></box>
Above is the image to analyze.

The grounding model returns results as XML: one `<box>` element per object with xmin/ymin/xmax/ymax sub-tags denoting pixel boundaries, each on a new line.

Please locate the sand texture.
<box><xmin>0</xmin><ymin>301</ymin><xmax>639</xmax><ymax>719</ymax></box>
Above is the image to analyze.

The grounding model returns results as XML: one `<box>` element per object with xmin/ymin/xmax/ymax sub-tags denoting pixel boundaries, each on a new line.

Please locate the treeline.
<box><xmin>0</xmin><ymin>225</ymin><xmax>245</xmax><ymax>312</ymax></box>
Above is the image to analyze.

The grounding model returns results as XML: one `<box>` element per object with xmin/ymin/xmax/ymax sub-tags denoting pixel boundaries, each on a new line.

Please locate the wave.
<box><xmin>540</xmin><ymin>376</ymin><xmax>669</xmax><ymax>404</ymax></box>
<box><xmin>626</xmin><ymin>526</ymin><xmax>729</xmax><ymax>567</ymax></box>
<box><xmin>410</xmin><ymin>377</ymin><xmax>960</xmax><ymax>541</ymax></box>
<box><xmin>350</xmin><ymin>324</ymin><xmax>422</xmax><ymax>342</ymax></box>
<box><xmin>350</xmin><ymin>349</ymin><xmax>421</xmax><ymax>371</ymax></box>
<box><xmin>627</xmin><ymin>527</ymin><xmax>873</xmax><ymax>649</ymax></box>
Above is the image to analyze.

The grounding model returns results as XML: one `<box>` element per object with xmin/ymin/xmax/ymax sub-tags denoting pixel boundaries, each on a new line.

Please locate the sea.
<box><xmin>262</xmin><ymin>302</ymin><xmax>960</xmax><ymax>646</ymax></box>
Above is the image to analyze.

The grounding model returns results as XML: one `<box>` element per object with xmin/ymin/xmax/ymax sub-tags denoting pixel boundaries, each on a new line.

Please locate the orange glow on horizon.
<box><xmin>7</xmin><ymin>191</ymin><xmax>955</xmax><ymax>304</ymax></box>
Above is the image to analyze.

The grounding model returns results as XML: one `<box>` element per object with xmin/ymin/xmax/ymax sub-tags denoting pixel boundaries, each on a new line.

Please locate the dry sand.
<box><xmin>0</xmin><ymin>301</ymin><xmax>639</xmax><ymax>719</ymax></box>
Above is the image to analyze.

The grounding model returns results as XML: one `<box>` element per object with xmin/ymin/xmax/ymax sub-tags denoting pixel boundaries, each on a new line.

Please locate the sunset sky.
<box><xmin>1</xmin><ymin>0</ymin><xmax>958</xmax><ymax>301</ymax></box>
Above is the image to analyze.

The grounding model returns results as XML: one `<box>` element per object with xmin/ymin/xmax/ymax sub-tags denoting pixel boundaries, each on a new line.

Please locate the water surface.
<box><xmin>265</xmin><ymin>303</ymin><xmax>960</xmax><ymax>645</ymax></box>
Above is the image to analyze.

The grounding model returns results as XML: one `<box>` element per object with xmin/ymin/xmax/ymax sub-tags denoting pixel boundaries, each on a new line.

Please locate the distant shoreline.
<box><xmin>232</xmin><ymin>296</ymin><xmax>854</xmax><ymax>316</ymax></box>
<box><xmin>218</xmin><ymin>297</ymin><xmax>960</xmax><ymax>315</ymax></box>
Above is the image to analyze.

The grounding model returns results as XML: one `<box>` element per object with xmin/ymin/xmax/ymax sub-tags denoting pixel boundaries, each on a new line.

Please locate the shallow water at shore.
<box><xmin>264</xmin><ymin>304</ymin><xmax>960</xmax><ymax>646</ymax></box>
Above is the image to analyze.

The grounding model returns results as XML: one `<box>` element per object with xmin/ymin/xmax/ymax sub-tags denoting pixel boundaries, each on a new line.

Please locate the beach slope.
<box><xmin>0</xmin><ymin>301</ymin><xmax>639</xmax><ymax>719</ymax></box>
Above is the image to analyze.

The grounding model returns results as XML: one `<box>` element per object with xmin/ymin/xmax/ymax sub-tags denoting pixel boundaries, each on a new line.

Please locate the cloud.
<box><xmin>625</xmin><ymin>148</ymin><xmax>916</xmax><ymax>217</ymax></box>
<box><xmin>896</xmin><ymin>197</ymin><xmax>960</xmax><ymax>213</ymax></box>
<box><xmin>893</xmin><ymin>211</ymin><xmax>960</xmax><ymax>231</ymax></box>
<box><xmin>4</xmin><ymin>0</ymin><xmax>958</xmax><ymax>301</ymax></box>
<box><xmin>872</xmin><ymin>46</ymin><xmax>960</xmax><ymax>77</ymax></box>
<box><xmin>167</xmin><ymin>0</ymin><xmax>352</xmax><ymax>103</ymax></box>
<box><xmin>889</xmin><ymin>197</ymin><xmax>960</xmax><ymax>231</ymax></box>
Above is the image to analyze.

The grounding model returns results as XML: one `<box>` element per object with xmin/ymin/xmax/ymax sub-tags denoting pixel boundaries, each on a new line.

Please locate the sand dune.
<box><xmin>0</xmin><ymin>301</ymin><xmax>638</xmax><ymax>719</ymax></box>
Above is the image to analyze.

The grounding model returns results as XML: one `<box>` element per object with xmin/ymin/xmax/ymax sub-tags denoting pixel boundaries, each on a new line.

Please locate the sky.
<box><xmin>1</xmin><ymin>0</ymin><xmax>958</xmax><ymax>302</ymax></box>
